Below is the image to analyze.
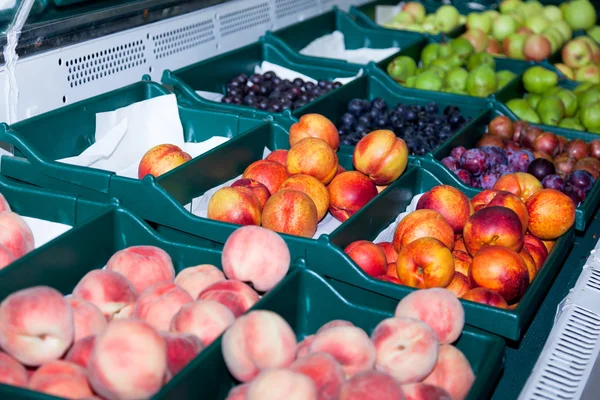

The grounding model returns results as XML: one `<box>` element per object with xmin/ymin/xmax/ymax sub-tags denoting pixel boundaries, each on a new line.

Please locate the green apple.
<box><xmin>542</xmin><ymin>5</ymin><xmax>563</xmax><ymax>22</ymax></box>
<box><xmin>525</xmin><ymin>15</ymin><xmax>550</xmax><ymax>34</ymax></box>
<box><xmin>450</xmin><ymin>37</ymin><xmax>474</xmax><ymax>60</ymax></box>
<box><xmin>562</xmin><ymin>39</ymin><xmax>593</xmax><ymax>69</ymax></box>
<box><xmin>544</xmin><ymin>31</ymin><xmax>562</xmax><ymax>53</ymax></box>
<box><xmin>559</xmin><ymin>117</ymin><xmax>585</xmax><ymax>130</ymax></box>
<box><xmin>554</xmin><ymin>88</ymin><xmax>579</xmax><ymax>117</ymax></box>
<box><xmin>564</xmin><ymin>0</ymin><xmax>597</xmax><ymax>31</ymax></box>
<box><xmin>576</xmin><ymin>65</ymin><xmax>600</xmax><ymax>84</ymax></box>
<box><xmin>496</xmin><ymin>70</ymin><xmax>517</xmax><ymax>89</ymax></box>
<box><xmin>493</xmin><ymin>15</ymin><xmax>518</xmax><ymax>41</ymax></box>
<box><xmin>484</xmin><ymin>10</ymin><xmax>500</xmax><ymax>21</ymax></box>
<box><xmin>435</xmin><ymin>5</ymin><xmax>461</xmax><ymax>33</ymax></box>
<box><xmin>467</xmin><ymin>12</ymin><xmax>492</xmax><ymax>34</ymax></box>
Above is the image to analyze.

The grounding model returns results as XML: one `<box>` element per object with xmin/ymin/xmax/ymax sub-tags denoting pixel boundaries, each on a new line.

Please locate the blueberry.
<box><xmin>368</xmin><ymin>108</ymin><xmax>382</xmax><ymax>120</ymax></box>
<box><xmin>258</xmin><ymin>99</ymin><xmax>270</xmax><ymax>110</ymax></box>
<box><xmin>395</xmin><ymin>104</ymin><xmax>405</xmax><ymax>114</ymax></box>
<box><xmin>425</xmin><ymin>102</ymin><xmax>439</xmax><ymax>114</ymax></box>
<box><xmin>342</xmin><ymin>138</ymin><xmax>353</xmax><ymax>145</ymax></box>
<box><xmin>228</xmin><ymin>87</ymin><xmax>243</xmax><ymax>98</ymax></box>
<box><xmin>340</xmin><ymin>113</ymin><xmax>356</xmax><ymax>127</ymax></box>
<box><xmin>293</xmin><ymin>78</ymin><xmax>304</xmax><ymax>87</ymax></box>
<box><xmin>269</xmin><ymin>90</ymin><xmax>281</xmax><ymax>99</ymax></box>
<box><xmin>318</xmin><ymin>80</ymin><xmax>328</xmax><ymax>88</ymax></box>
<box><xmin>358</xmin><ymin>114</ymin><xmax>372</xmax><ymax>126</ymax></box>
<box><xmin>232</xmin><ymin>96</ymin><xmax>243</xmax><ymax>104</ymax></box>
<box><xmin>284</xmin><ymin>91</ymin><xmax>297</xmax><ymax>101</ymax></box>
<box><xmin>404</xmin><ymin>110</ymin><xmax>417</xmax><ymax>122</ymax></box>
<box><xmin>449</xmin><ymin>113</ymin><xmax>465</xmax><ymax>126</ymax></box>
<box><xmin>403</xmin><ymin>126</ymin><xmax>415</xmax><ymax>137</ymax></box>
<box><xmin>293</xmin><ymin>100</ymin><xmax>307</xmax><ymax>109</ymax></box>
<box><xmin>444</xmin><ymin>105</ymin><xmax>460</xmax><ymax>115</ymax></box>
<box><xmin>375</xmin><ymin>117</ymin><xmax>388</xmax><ymax>128</ymax></box>
<box><xmin>272</xmin><ymin>76</ymin><xmax>282</xmax><ymax>85</ymax></box>
<box><xmin>249</xmin><ymin>73</ymin><xmax>263</xmax><ymax>84</ymax></box>
<box><xmin>281</xmin><ymin>100</ymin><xmax>293</xmax><ymax>110</ymax></box>
<box><xmin>325</xmin><ymin>82</ymin><xmax>334</xmax><ymax>90</ymax></box>
<box><xmin>259</xmin><ymin>84</ymin><xmax>271</xmax><ymax>96</ymax></box>
<box><xmin>263</xmin><ymin>71</ymin><xmax>275</xmax><ymax>80</ymax></box>
<box><xmin>235</xmin><ymin>73</ymin><xmax>248</xmax><ymax>83</ymax></box>
<box><xmin>371</xmin><ymin>98</ymin><xmax>387</xmax><ymax>111</ymax></box>
<box><xmin>333</xmin><ymin>82</ymin><xmax>342</xmax><ymax>89</ymax></box>
<box><xmin>222</xmin><ymin>96</ymin><xmax>234</xmax><ymax>104</ymax></box>
<box><xmin>348</xmin><ymin>99</ymin><xmax>364</xmax><ymax>116</ymax></box>
<box><xmin>304</xmin><ymin>81</ymin><xmax>316</xmax><ymax>91</ymax></box>
<box><xmin>423</xmin><ymin>125</ymin><xmax>435</xmax><ymax>137</ymax></box>
<box><xmin>228</xmin><ymin>80</ymin><xmax>241</xmax><ymax>89</ymax></box>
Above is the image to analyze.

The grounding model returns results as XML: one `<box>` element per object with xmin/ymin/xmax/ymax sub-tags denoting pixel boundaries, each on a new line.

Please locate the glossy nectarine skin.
<box><xmin>328</xmin><ymin>171</ymin><xmax>378</xmax><ymax>222</ymax></box>
<box><xmin>231</xmin><ymin>179</ymin><xmax>271</xmax><ymax>208</ymax></box>
<box><xmin>417</xmin><ymin>185</ymin><xmax>473</xmax><ymax>233</ymax></box>
<box><xmin>243</xmin><ymin>160</ymin><xmax>289</xmax><ymax>195</ymax></box>
<box><xmin>207</xmin><ymin>187</ymin><xmax>262</xmax><ymax>226</ymax></box>
<box><xmin>470</xmin><ymin>246</ymin><xmax>529</xmax><ymax>302</ymax></box>
<box><xmin>487</xmin><ymin>191</ymin><xmax>529</xmax><ymax>235</ymax></box>
<box><xmin>353</xmin><ymin>130</ymin><xmax>408</xmax><ymax>185</ymax></box>
<box><xmin>393</xmin><ymin>209</ymin><xmax>454</xmax><ymax>252</ymax></box>
<box><xmin>289</xmin><ymin>114</ymin><xmax>340</xmax><ymax>151</ymax></box>
<box><xmin>138</xmin><ymin>144</ymin><xmax>192</xmax><ymax>179</ymax></box>
<box><xmin>471</xmin><ymin>190</ymin><xmax>499</xmax><ymax>211</ymax></box>
<box><xmin>287</xmin><ymin>138</ymin><xmax>338</xmax><ymax>185</ymax></box>
<box><xmin>262</xmin><ymin>189</ymin><xmax>318</xmax><ymax>238</ymax></box>
<box><xmin>493</xmin><ymin>172</ymin><xmax>542</xmax><ymax>203</ymax></box>
<box><xmin>396</xmin><ymin>237</ymin><xmax>455</xmax><ymax>289</ymax></box>
<box><xmin>461</xmin><ymin>287</ymin><xmax>508</xmax><ymax>309</ymax></box>
<box><xmin>344</xmin><ymin>240</ymin><xmax>387</xmax><ymax>278</ymax></box>
<box><xmin>279</xmin><ymin>174</ymin><xmax>330</xmax><ymax>221</ymax></box>
<box><xmin>463</xmin><ymin>206</ymin><xmax>524</xmax><ymax>255</ymax></box>
<box><xmin>526</xmin><ymin>189</ymin><xmax>576</xmax><ymax>240</ymax></box>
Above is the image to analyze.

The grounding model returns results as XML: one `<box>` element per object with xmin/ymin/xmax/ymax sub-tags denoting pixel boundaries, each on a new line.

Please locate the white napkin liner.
<box><xmin>300</xmin><ymin>31</ymin><xmax>400</xmax><ymax>64</ymax></box>
<box><xmin>374</xmin><ymin>192</ymin><xmax>424</xmax><ymax>243</ymax></box>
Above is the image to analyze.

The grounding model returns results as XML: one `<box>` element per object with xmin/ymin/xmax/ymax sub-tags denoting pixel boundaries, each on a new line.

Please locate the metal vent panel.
<box><xmin>275</xmin><ymin>0</ymin><xmax>319</xmax><ymax>19</ymax></box>
<box><xmin>152</xmin><ymin>19</ymin><xmax>215</xmax><ymax>60</ymax></box>
<box><xmin>219</xmin><ymin>2</ymin><xmax>271</xmax><ymax>37</ymax></box>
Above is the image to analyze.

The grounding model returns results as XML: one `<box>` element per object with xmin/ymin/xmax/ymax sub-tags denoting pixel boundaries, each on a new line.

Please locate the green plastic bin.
<box><xmin>161</xmin><ymin>37</ymin><xmax>362</xmax><ymax>119</ymax></box>
<box><xmin>266</xmin><ymin>8</ymin><xmax>425</xmax><ymax>69</ymax></box>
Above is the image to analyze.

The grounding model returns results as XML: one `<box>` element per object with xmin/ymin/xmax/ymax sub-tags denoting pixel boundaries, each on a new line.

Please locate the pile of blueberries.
<box><xmin>337</xmin><ymin>98</ymin><xmax>469</xmax><ymax>155</ymax></box>
<box><xmin>221</xmin><ymin>72</ymin><xmax>342</xmax><ymax>113</ymax></box>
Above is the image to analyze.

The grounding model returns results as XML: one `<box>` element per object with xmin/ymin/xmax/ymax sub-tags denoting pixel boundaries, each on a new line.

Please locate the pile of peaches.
<box><xmin>0</xmin><ymin>225</ymin><xmax>292</xmax><ymax>399</ymax></box>
<box><xmin>345</xmin><ymin>181</ymin><xmax>576</xmax><ymax>308</ymax></box>
<box><xmin>0</xmin><ymin>194</ymin><xmax>35</xmax><ymax>270</ymax></box>
<box><xmin>207</xmin><ymin>114</ymin><xmax>409</xmax><ymax>238</ymax></box>
<box><xmin>222</xmin><ymin>288</ymin><xmax>474</xmax><ymax>400</ymax></box>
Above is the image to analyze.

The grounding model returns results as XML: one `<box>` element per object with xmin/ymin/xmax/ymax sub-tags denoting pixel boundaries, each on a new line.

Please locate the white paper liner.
<box><xmin>374</xmin><ymin>192</ymin><xmax>425</xmax><ymax>243</ymax></box>
<box><xmin>23</xmin><ymin>216</ymin><xmax>72</xmax><ymax>249</ymax></box>
<box><xmin>57</xmin><ymin>94</ymin><xmax>229</xmax><ymax>179</ymax></box>
<box><xmin>375</xmin><ymin>2</ymin><xmax>404</xmax><ymax>25</ymax></box>
<box><xmin>299</xmin><ymin>31</ymin><xmax>400</xmax><ymax>64</ymax></box>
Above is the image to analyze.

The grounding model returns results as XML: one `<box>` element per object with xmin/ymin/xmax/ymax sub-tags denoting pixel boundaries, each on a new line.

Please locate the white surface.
<box><xmin>56</xmin><ymin>94</ymin><xmax>229</xmax><ymax>178</ymax></box>
<box><xmin>0</xmin><ymin>0</ymin><xmax>16</xmax><ymax>9</ymax></box>
<box><xmin>375</xmin><ymin>3</ymin><xmax>403</xmax><ymax>25</ymax></box>
<box><xmin>23</xmin><ymin>217</ymin><xmax>71</xmax><ymax>249</ymax></box>
<box><xmin>374</xmin><ymin>192</ymin><xmax>424</xmax><ymax>243</ymax></box>
<box><xmin>299</xmin><ymin>31</ymin><xmax>400</xmax><ymax>64</ymax></box>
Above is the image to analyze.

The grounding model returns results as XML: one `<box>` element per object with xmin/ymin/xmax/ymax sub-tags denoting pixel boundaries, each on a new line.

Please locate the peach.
<box><xmin>0</xmin><ymin>244</ymin><xmax>15</xmax><ymax>270</ymax></box>
<box><xmin>487</xmin><ymin>191</ymin><xmax>529</xmax><ymax>235</ymax></box>
<box><xmin>243</xmin><ymin>160</ymin><xmax>289</xmax><ymax>195</ymax></box>
<box><xmin>493</xmin><ymin>172</ymin><xmax>542</xmax><ymax>202</ymax></box>
<box><xmin>133</xmin><ymin>282</ymin><xmax>193</xmax><ymax>331</ymax></box>
<box><xmin>387</xmin><ymin>262</ymin><xmax>400</xmax><ymax>279</ymax></box>
<box><xmin>338</xmin><ymin>371</ymin><xmax>404</xmax><ymax>400</ymax></box>
<box><xmin>308</xmin><ymin>326</ymin><xmax>375</xmax><ymax>378</ymax></box>
<box><xmin>265</xmin><ymin>149</ymin><xmax>289</xmax><ymax>166</ymax></box>
<box><xmin>392</xmin><ymin>210</ymin><xmax>454</xmax><ymax>252</ymax></box>
<box><xmin>353</xmin><ymin>130</ymin><xmax>408</xmax><ymax>185</ymax></box>
<box><xmin>226</xmin><ymin>383</ymin><xmax>250</xmax><ymax>400</ymax></box>
<box><xmin>174</xmin><ymin>264</ymin><xmax>226</xmax><ymax>299</ymax></box>
<box><xmin>454</xmin><ymin>236</ymin><xmax>467</xmax><ymax>253</ymax></box>
<box><xmin>247</xmin><ymin>368</ymin><xmax>318</xmax><ymax>400</ymax></box>
<box><xmin>463</xmin><ymin>206</ymin><xmax>524</xmax><ymax>254</ymax></box>
<box><xmin>0</xmin><ymin>286</ymin><xmax>73</xmax><ymax>366</ymax></box>
<box><xmin>542</xmin><ymin>239</ymin><xmax>555</xmax><ymax>253</ymax></box>
<box><xmin>113</xmin><ymin>303</ymin><xmax>134</xmax><ymax>319</ymax></box>
<box><xmin>231</xmin><ymin>178</ymin><xmax>271</xmax><ymax>208</ymax></box>
<box><xmin>423</xmin><ymin>345</ymin><xmax>475</xmax><ymax>400</ymax></box>
<box><xmin>396</xmin><ymin>237</ymin><xmax>454</xmax><ymax>289</ymax></box>
<box><xmin>222</xmin><ymin>310</ymin><xmax>297</xmax><ymax>382</ymax></box>
<box><xmin>520</xmin><ymin>247</ymin><xmax>537</xmax><ymax>282</ymax></box>
<box><xmin>66</xmin><ymin>298</ymin><xmax>107</xmax><ymax>342</ymax></box>
<box><xmin>279</xmin><ymin>174</ymin><xmax>330</xmax><ymax>220</ymax></box>
<box><xmin>0</xmin><ymin>351</ymin><xmax>28</xmax><ymax>387</ymax></box>
<box><xmin>377</xmin><ymin>242</ymin><xmax>398</xmax><ymax>264</ymax></box>
<box><xmin>222</xmin><ymin>225</ymin><xmax>291</xmax><ymax>292</ymax></box>
<box><xmin>417</xmin><ymin>185</ymin><xmax>474</xmax><ymax>233</ymax></box>
<box><xmin>0</xmin><ymin>193</ymin><xmax>10</xmax><ymax>213</ymax></box>
<box><xmin>470</xmin><ymin>246</ymin><xmax>529</xmax><ymax>302</ymax></box>
<box><xmin>526</xmin><ymin>189</ymin><xmax>576</xmax><ymax>240</ymax></box>
<box><xmin>471</xmin><ymin>189</ymin><xmax>499</xmax><ymax>211</ymax></box>
<box><xmin>290</xmin><ymin>352</ymin><xmax>345</xmax><ymax>400</ymax></box>
<box><xmin>287</xmin><ymin>138</ymin><xmax>339</xmax><ymax>185</ymax></box>
<box><xmin>402</xmin><ymin>383</ymin><xmax>452</xmax><ymax>400</ymax></box>
<box><xmin>170</xmin><ymin>300</ymin><xmax>236</xmax><ymax>346</ymax></box>
<box><xmin>262</xmin><ymin>189</ymin><xmax>318</xmax><ymax>238</ymax></box>
<box><xmin>335</xmin><ymin>164</ymin><xmax>346</xmax><ymax>178</ymax></box>
<box><xmin>296</xmin><ymin>335</ymin><xmax>315</xmax><ymax>359</ymax></box>
<box><xmin>29</xmin><ymin>361</ymin><xmax>93</xmax><ymax>399</ymax></box>
<box><xmin>198</xmin><ymin>280</ymin><xmax>259</xmax><ymax>318</ymax></box>
<box><xmin>524</xmin><ymin>234</ymin><xmax>549</xmax><ymax>269</ymax></box>
<box><xmin>317</xmin><ymin>320</ymin><xmax>354</xmax><ymax>334</ymax></box>
<box><xmin>0</xmin><ymin>211</ymin><xmax>34</xmax><ymax>259</ymax></box>
<box><xmin>72</xmin><ymin>270</ymin><xmax>138</xmax><ymax>319</ymax></box>
<box><xmin>138</xmin><ymin>144</ymin><xmax>192</xmax><ymax>178</ymax></box>
<box><xmin>371</xmin><ymin>317</ymin><xmax>438</xmax><ymax>383</ymax></box>
<box><xmin>106</xmin><ymin>245</ymin><xmax>175</xmax><ymax>294</ymax></box>
<box><xmin>395</xmin><ymin>288</ymin><xmax>465</xmax><ymax>344</ymax></box>
<box><xmin>377</xmin><ymin>185</ymin><xmax>388</xmax><ymax>193</ymax></box>
<box><xmin>453</xmin><ymin>250</ymin><xmax>472</xmax><ymax>276</ymax></box>
<box><xmin>461</xmin><ymin>287</ymin><xmax>508</xmax><ymax>308</ymax></box>
<box><xmin>65</xmin><ymin>336</ymin><xmax>95</xmax><ymax>368</ymax></box>
<box><xmin>207</xmin><ymin>186</ymin><xmax>262</xmax><ymax>227</ymax></box>
<box><xmin>344</xmin><ymin>240</ymin><xmax>387</xmax><ymax>278</ymax></box>
<box><xmin>378</xmin><ymin>275</ymin><xmax>403</xmax><ymax>285</ymax></box>
<box><xmin>328</xmin><ymin>171</ymin><xmax>378</xmax><ymax>222</ymax></box>
<box><xmin>88</xmin><ymin>320</ymin><xmax>166</xmax><ymax>400</ymax></box>
<box><xmin>160</xmin><ymin>332</ymin><xmax>204</xmax><ymax>378</ymax></box>
<box><xmin>289</xmin><ymin>114</ymin><xmax>340</xmax><ymax>151</ymax></box>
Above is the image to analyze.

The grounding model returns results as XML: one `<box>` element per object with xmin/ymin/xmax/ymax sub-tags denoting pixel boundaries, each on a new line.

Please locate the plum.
<box><xmin>481</xmin><ymin>146</ymin><xmax>508</xmax><ymax>167</ymax></box>
<box><xmin>508</xmin><ymin>150</ymin><xmax>534</xmax><ymax>173</ymax></box>
<box><xmin>455</xmin><ymin>169</ymin><xmax>473</xmax><ymax>186</ymax></box>
<box><xmin>542</xmin><ymin>175</ymin><xmax>565</xmax><ymax>192</ymax></box>
<box><xmin>567</xmin><ymin>170</ymin><xmax>595</xmax><ymax>193</ymax></box>
<box><xmin>441</xmin><ymin>156</ymin><xmax>459</xmax><ymax>172</ymax></box>
<box><xmin>451</xmin><ymin>146</ymin><xmax>467</xmax><ymax>160</ymax></box>
<box><xmin>527</xmin><ymin>159</ymin><xmax>556</xmax><ymax>181</ymax></box>
<box><xmin>460</xmin><ymin>149</ymin><xmax>488</xmax><ymax>176</ymax></box>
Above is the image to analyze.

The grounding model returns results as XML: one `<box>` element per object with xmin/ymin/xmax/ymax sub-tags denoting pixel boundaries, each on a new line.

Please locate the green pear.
<box><xmin>554</xmin><ymin>89</ymin><xmax>579</xmax><ymax>117</ymax></box>
<box><xmin>394</xmin><ymin>12</ymin><xmax>415</xmax><ymax>24</ymax></box>
<box><xmin>525</xmin><ymin>15</ymin><xmax>550</xmax><ymax>34</ymax></box>
<box><xmin>493</xmin><ymin>15</ymin><xmax>519</xmax><ymax>41</ymax></box>
<box><xmin>431</xmin><ymin>58</ymin><xmax>455</xmax><ymax>72</ymax></box>
<box><xmin>415</xmin><ymin>71</ymin><xmax>444</xmax><ymax>91</ymax></box>
<box><xmin>588</xmin><ymin>26</ymin><xmax>600</xmax><ymax>43</ymax></box>
<box><xmin>450</xmin><ymin>38</ymin><xmax>474</xmax><ymax>60</ymax></box>
<box><xmin>580</xmin><ymin>101</ymin><xmax>600</xmax><ymax>131</ymax></box>
<box><xmin>564</xmin><ymin>0</ymin><xmax>596</xmax><ymax>31</ymax></box>
<box><xmin>543</xmin><ymin>5</ymin><xmax>563</xmax><ymax>22</ymax></box>
<box><xmin>553</xmin><ymin>21</ymin><xmax>573</xmax><ymax>42</ymax></box>
<box><xmin>574</xmin><ymin>82</ymin><xmax>596</xmax><ymax>94</ymax></box>
<box><xmin>387</xmin><ymin>56</ymin><xmax>417</xmax><ymax>82</ymax></box>
<box><xmin>536</xmin><ymin>96</ymin><xmax>566</xmax><ymax>126</ymax></box>
<box><xmin>467</xmin><ymin>13</ymin><xmax>492</xmax><ymax>34</ymax></box>
<box><xmin>405</xmin><ymin>75</ymin><xmax>418</xmax><ymax>88</ymax></box>
<box><xmin>427</xmin><ymin>66</ymin><xmax>447</xmax><ymax>79</ymax></box>
<box><xmin>496</xmin><ymin>70</ymin><xmax>517</xmax><ymax>89</ymax></box>
<box><xmin>438</xmin><ymin>43</ymin><xmax>455</xmax><ymax>59</ymax></box>
<box><xmin>421</xmin><ymin>43</ymin><xmax>441</xmax><ymax>67</ymax></box>
<box><xmin>579</xmin><ymin>86</ymin><xmax>600</xmax><ymax>108</ymax></box>
<box><xmin>435</xmin><ymin>5</ymin><xmax>461</xmax><ymax>33</ymax></box>
<box><xmin>522</xmin><ymin>66</ymin><xmax>558</xmax><ymax>94</ymax></box>
<box><xmin>446</xmin><ymin>67</ymin><xmax>469</xmax><ymax>91</ymax></box>
<box><xmin>467</xmin><ymin>65</ymin><xmax>498</xmax><ymax>97</ymax></box>
<box><xmin>500</xmin><ymin>0</ymin><xmax>521</xmax><ymax>14</ymax></box>
<box><xmin>559</xmin><ymin>117</ymin><xmax>585</xmax><ymax>130</ymax></box>
<box><xmin>466</xmin><ymin>53</ymin><xmax>496</xmax><ymax>72</ymax></box>
<box><xmin>507</xmin><ymin>99</ymin><xmax>542</xmax><ymax>123</ymax></box>
<box><xmin>526</xmin><ymin>94</ymin><xmax>542</xmax><ymax>109</ymax></box>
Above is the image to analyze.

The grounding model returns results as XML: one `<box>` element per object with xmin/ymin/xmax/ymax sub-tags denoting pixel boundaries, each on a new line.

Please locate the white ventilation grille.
<box><xmin>152</xmin><ymin>19</ymin><xmax>215</xmax><ymax>59</ymax></box>
<box><xmin>65</xmin><ymin>40</ymin><xmax>146</xmax><ymax>88</ymax></box>
<box><xmin>219</xmin><ymin>2</ymin><xmax>271</xmax><ymax>37</ymax></box>
<box><xmin>275</xmin><ymin>0</ymin><xmax>319</xmax><ymax>19</ymax></box>
<box><xmin>586</xmin><ymin>268</ymin><xmax>600</xmax><ymax>292</ymax></box>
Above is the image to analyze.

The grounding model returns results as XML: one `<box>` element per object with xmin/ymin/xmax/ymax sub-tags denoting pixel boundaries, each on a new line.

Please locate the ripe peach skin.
<box><xmin>317</xmin><ymin>320</ymin><xmax>354</xmax><ymax>334</ymax></box>
<box><xmin>0</xmin><ymin>351</ymin><xmax>28</xmax><ymax>387</ymax></box>
<box><xmin>174</xmin><ymin>264</ymin><xmax>225</xmax><ymax>299</ymax></box>
<box><xmin>222</xmin><ymin>225</ymin><xmax>291</xmax><ymax>291</ymax></box>
<box><xmin>161</xmin><ymin>332</ymin><xmax>204</xmax><ymax>379</ymax></box>
<box><xmin>486</xmin><ymin>191</ymin><xmax>529</xmax><ymax>235</ymax></box>
<box><xmin>296</xmin><ymin>335</ymin><xmax>315</xmax><ymax>359</ymax></box>
<box><xmin>394</xmin><ymin>288</ymin><xmax>465</xmax><ymax>344</ymax></box>
<box><xmin>265</xmin><ymin>149</ymin><xmax>289</xmax><ymax>166</ymax></box>
<box><xmin>290</xmin><ymin>352</ymin><xmax>346</xmax><ymax>400</ymax></box>
<box><xmin>198</xmin><ymin>280</ymin><xmax>259</xmax><ymax>318</ymax></box>
<box><xmin>226</xmin><ymin>383</ymin><xmax>250</xmax><ymax>400</ymax></box>
<box><xmin>243</xmin><ymin>160</ymin><xmax>289</xmax><ymax>195</ymax></box>
<box><xmin>289</xmin><ymin>114</ymin><xmax>340</xmax><ymax>151</ymax></box>
<box><xmin>526</xmin><ymin>189</ymin><xmax>576</xmax><ymax>240</ymax></box>
<box><xmin>262</xmin><ymin>189</ymin><xmax>319</xmax><ymax>238</ymax></box>
<box><xmin>0</xmin><ymin>211</ymin><xmax>34</xmax><ymax>260</ymax></box>
<box><xmin>447</xmin><ymin>272</ymin><xmax>471</xmax><ymax>297</ymax></box>
<box><xmin>393</xmin><ymin>209</ymin><xmax>454</xmax><ymax>252</ymax></box>
<box><xmin>247</xmin><ymin>368</ymin><xmax>318</xmax><ymax>400</ymax></box>
<box><xmin>170</xmin><ymin>300</ymin><xmax>235</xmax><ymax>346</ymax></box>
<box><xmin>138</xmin><ymin>144</ymin><xmax>192</xmax><ymax>179</ymax></box>
<box><xmin>416</xmin><ymin>185</ymin><xmax>474</xmax><ymax>233</ymax></box>
<box><xmin>106</xmin><ymin>245</ymin><xmax>175</xmax><ymax>294</ymax></box>
<box><xmin>470</xmin><ymin>246</ymin><xmax>529</xmax><ymax>302</ymax></box>
<box><xmin>222</xmin><ymin>310</ymin><xmax>297</xmax><ymax>382</ymax></box>
<box><xmin>66</xmin><ymin>298</ymin><xmax>107</xmax><ymax>342</ymax></box>
<box><xmin>0</xmin><ymin>286</ymin><xmax>73</xmax><ymax>366</ymax></box>
<box><xmin>353</xmin><ymin>130</ymin><xmax>408</xmax><ymax>185</ymax></box>
<box><xmin>29</xmin><ymin>360</ymin><xmax>93</xmax><ymax>399</ymax></box>
<box><xmin>287</xmin><ymin>138</ymin><xmax>339</xmax><ymax>185</ymax></box>
<box><xmin>88</xmin><ymin>319</ymin><xmax>167</xmax><ymax>400</ymax></box>
<box><xmin>402</xmin><ymin>383</ymin><xmax>452</xmax><ymax>400</ymax></box>
<box><xmin>423</xmin><ymin>345</ymin><xmax>475</xmax><ymax>400</ymax></box>
<box><xmin>377</xmin><ymin>242</ymin><xmax>398</xmax><ymax>264</ymax></box>
<box><xmin>231</xmin><ymin>178</ymin><xmax>271</xmax><ymax>208</ymax></box>
<box><xmin>65</xmin><ymin>335</ymin><xmax>96</xmax><ymax>368</ymax></box>
<box><xmin>309</xmin><ymin>326</ymin><xmax>376</xmax><ymax>378</ymax></box>
<box><xmin>0</xmin><ymin>193</ymin><xmax>10</xmax><ymax>213</ymax></box>
<box><xmin>279</xmin><ymin>174</ymin><xmax>330</xmax><ymax>221</ymax></box>
<box><xmin>344</xmin><ymin>240</ymin><xmax>387</xmax><ymax>277</ymax></box>
<box><xmin>72</xmin><ymin>269</ymin><xmax>138</xmax><ymax>319</ymax></box>
<box><xmin>338</xmin><ymin>371</ymin><xmax>405</xmax><ymax>400</ymax></box>
<box><xmin>462</xmin><ymin>206</ymin><xmax>524</xmax><ymax>255</ymax></box>
<box><xmin>396</xmin><ymin>237</ymin><xmax>455</xmax><ymax>289</ymax></box>
<box><xmin>328</xmin><ymin>171</ymin><xmax>378</xmax><ymax>222</ymax></box>
<box><xmin>133</xmin><ymin>282</ymin><xmax>193</xmax><ymax>331</ymax></box>
<box><xmin>0</xmin><ymin>244</ymin><xmax>15</xmax><ymax>270</ymax></box>
<box><xmin>493</xmin><ymin>172</ymin><xmax>542</xmax><ymax>203</ymax></box>
<box><xmin>461</xmin><ymin>287</ymin><xmax>508</xmax><ymax>309</ymax></box>
<box><xmin>207</xmin><ymin>186</ymin><xmax>262</xmax><ymax>227</ymax></box>
<box><xmin>371</xmin><ymin>317</ymin><xmax>439</xmax><ymax>383</ymax></box>
<box><xmin>453</xmin><ymin>250</ymin><xmax>472</xmax><ymax>276</ymax></box>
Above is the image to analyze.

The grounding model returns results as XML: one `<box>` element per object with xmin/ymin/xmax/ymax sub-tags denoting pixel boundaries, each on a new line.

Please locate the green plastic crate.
<box><xmin>267</xmin><ymin>8</ymin><xmax>425</xmax><ymax>69</ymax></box>
<box><xmin>161</xmin><ymin>37</ymin><xmax>362</xmax><ymax>119</ymax></box>
<box><xmin>432</xmin><ymin>104</ymin><xmax>600</xmax><ymax>231</ymax></box>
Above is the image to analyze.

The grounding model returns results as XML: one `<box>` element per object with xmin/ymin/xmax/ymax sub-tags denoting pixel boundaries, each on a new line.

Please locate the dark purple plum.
<box><xmin>492</xmin><ymin>164</ymin><xmax>511</xmax><ymax>176</ymax></box>
<box><xmin>508</xmin><ymin>150</ymin><xmax>534</xmax><ymax>172</ymax></box>
<box><xmin>566</xmin><ymin>170</ymin><xmax>595</xmax><ymax>193</ymax></box>
<box><xmin>564</xmin><ymin>185</ymin><xmax>584</xmax><ymax>205</ymax></box>
<box><xmin>460</xmin><ymin>149</ymin><xmax>488</xmax><ymax>176</ymax></box>
<box><xmin>441</xmin><ymin>156</ymin><xmax>459</xmax><ymax>172</ymax></box>
<box><xmin>479</xmin><ymin>171</ymin><xmax>501</xmax><ymax>190</ymax></box>
<box><xmin>542</xmin><ymin>174</ymin><xmax>565</xmax><ymax>192</ymax></box>
<box><xmin>450</xmin><ymin>146</ymin><xmax>467</xmax><ymax>160</ymax></box>
<box><xmin>481</xmin><ymin>146</ymin><xmax>508</xmax><ymax>167</ymax></box>
<box><xmin>527</xmin><ymin>158</ymin><xmax>556</xmax><ymax>181</ymax></box>
<box><xmin>455</xmin><ymin>169</ymin><xmax>473</xmax><ymax>186</ymax></box>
